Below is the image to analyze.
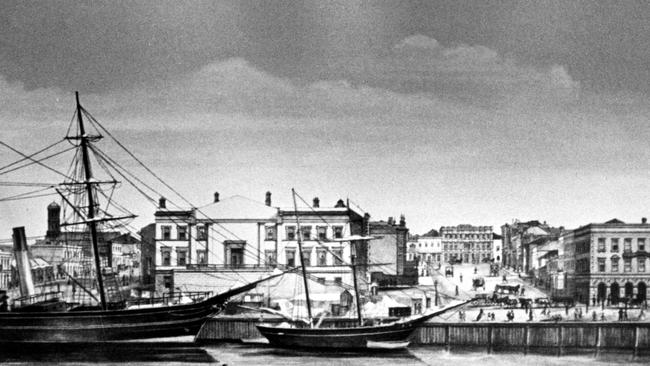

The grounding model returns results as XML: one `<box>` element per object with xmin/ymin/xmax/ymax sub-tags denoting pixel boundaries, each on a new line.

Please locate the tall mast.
<box><xmin>350</xmin><ymin>252</ymin><xmax>363</xmax><ymax>326</ymax></box>
<box><xmin>76</xmin><ymin>91</ymin><xmax>107</xmax><ymax>310</ymax></box>
<box><xmin>292</xmin><ymin>188</ymin><xmax>313</xmax><ymax>326</ymax></box>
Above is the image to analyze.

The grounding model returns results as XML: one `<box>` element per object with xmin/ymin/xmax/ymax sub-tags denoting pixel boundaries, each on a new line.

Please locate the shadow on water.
<box><xmin>0</xmin><ymin>342</ymin><xmax>215</xmax><ymax>363</ymax></box>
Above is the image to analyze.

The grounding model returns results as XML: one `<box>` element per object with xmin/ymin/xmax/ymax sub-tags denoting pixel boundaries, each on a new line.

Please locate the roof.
<box><xmin>198</xmin><ymin>195</ymin><xmax>278</xmax><ymax>221</ymax></box>
<box><xmin>605</xmin><ymin>218</ymin><xmax>625</xmax><ymax>224</ymax></box>
<box><xmin>525</xmin><ymin>226</ymin><xmax>549</xmax><ymax>236</ymax></box>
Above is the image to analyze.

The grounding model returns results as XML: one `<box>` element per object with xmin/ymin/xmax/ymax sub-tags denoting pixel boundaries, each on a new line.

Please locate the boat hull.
<box><xmin>256</xmin><ymin>321</ymin><xmax>418</xmax><ymax>349</ymax></box>
<box><xmin>0</xmin><ymin>300</ymin><xmax>217</xmax><ymax>342</ymax></box>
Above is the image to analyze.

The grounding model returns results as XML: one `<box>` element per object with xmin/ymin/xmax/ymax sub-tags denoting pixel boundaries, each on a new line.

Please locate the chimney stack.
<box><xmin>313</xmin><ymin>197</ymin><xmax>320</xmax><ymax>208</ymax></box>
<box><xmin>643</xmin><ymin>217</ymin><xmax>648</xmax><ymax>224</ymax></box>
<box><xmin>158</xmin><ymin>197</ymin><xmax>166</xmax><ymax>209</ymax></box>
<box><xmin>265</xmin><ymin>191</ymin><xmax>272</xmax><ymax>206</ymax></box>
<box><xmin>399</xmin><ymin>214</ymin><xmax>406</xmax><ymax>227</ymax></box>
<box><xmin>335</xmin><ymin>199</ymin><xmax>345</xmax><ymax>208</ymax></box>
<box><xmin>388</xmin><ymin>216</ymin><xmax>394</xmax><ymax>225</ymax></box>
<box><xmin>213</xmin><ymin>192</ymin><xmax>220</xmax><ymax>203</ymax></box>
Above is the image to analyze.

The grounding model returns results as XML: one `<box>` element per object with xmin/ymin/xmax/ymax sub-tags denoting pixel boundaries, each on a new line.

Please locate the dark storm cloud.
<box><xmin>1</xmin><ymin>1</ymin><xmax>648</xmax><ymax>94</ymax></box>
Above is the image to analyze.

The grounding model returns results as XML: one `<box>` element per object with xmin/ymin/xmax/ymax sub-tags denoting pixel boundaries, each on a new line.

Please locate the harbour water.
<box><xmin>0</xmin><ymin>342</ymin><xmax>645</xmax><ymax>365</ymax></box>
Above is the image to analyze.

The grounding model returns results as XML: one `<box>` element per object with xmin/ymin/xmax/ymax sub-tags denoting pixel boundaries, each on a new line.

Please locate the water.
<box><xmin>0</xmin><ymin>342</ymin><xmax>644</xmax><ymax>365</ymax></box>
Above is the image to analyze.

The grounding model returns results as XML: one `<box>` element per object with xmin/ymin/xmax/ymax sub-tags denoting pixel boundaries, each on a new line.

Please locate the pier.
<box><xmin>197</xmin><ymin>316</ymin><xmax>650</xmax><ymax>356</ymax></box>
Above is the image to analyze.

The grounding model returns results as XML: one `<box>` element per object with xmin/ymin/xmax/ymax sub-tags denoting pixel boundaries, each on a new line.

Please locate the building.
<box><xmin>410</xmin><ymin>230</ymin><xmax>442</xmax><ymax>276</ymax></box>
<box><xmin>0</xmin><ymin>249</ymin><xmax>11</xmax><ymax>290</ymax></box>
<box><xmin>560</xmin><ymin>218</ymin><xmax>650</xmax><ymax>305</ymax></box>
<box><xmin>138</xmin><ymin>223</ymin><xmax>156</xmax><ymax>288</ymax></box>
<box><xmin>153</xmin><ymin>192</ymin><xmax>368</xmax><ymax>295</ymax></box>
<box><xmin>367</xmin><ymin>215</ymin><xmax>417</xmax><ymax>287</ymax></box>
<box><xmin>492</xmin><ymin>233</ymin><xmax>503</xmax><ymax>264</ymax></box>
<box><xmin>500</xmin><ymin>220</ymin><xmax>561</xmax><ymax>272</ymax></box>
<box><xmin>440</xmin><ymin>225</ymin><xmax>493</xmax><ymax>264</ymax></box>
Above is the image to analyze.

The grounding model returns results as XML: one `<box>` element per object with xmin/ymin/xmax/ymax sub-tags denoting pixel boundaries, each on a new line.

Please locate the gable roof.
<box><xmin>605</xmin><ymin>218</ymin><xmax>625</xmax><ymax>224</ymax></box>
<box><xmin>198</xmin><ymin>195</ymin><xmax>278</xmax><ymax>221</ymax></box>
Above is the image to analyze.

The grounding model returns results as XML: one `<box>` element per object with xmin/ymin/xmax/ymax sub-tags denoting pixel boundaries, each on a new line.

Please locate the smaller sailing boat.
<box><xmin>256</xmin><ymin>189</ymin><xmax>468</xmax><ymax>349</ymax></box>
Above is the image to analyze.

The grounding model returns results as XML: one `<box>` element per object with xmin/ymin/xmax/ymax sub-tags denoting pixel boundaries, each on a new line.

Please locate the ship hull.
<box><xmin>256</xmin><ymin>321</ymin><xmax>418</xmax><ymax>349</ymax></box>
<box><xmin>0</xmin><ymin>300</ymin><xmax>217</xmax><ymax>342</ymax></box>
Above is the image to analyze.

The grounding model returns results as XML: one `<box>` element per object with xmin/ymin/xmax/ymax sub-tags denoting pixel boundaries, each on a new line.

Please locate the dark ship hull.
<box><xmin>0</xmin><ymin>278</ymin><xmax>270</xmax><ymax>343</ymax></box>
<box><xmin>256</xmin><ymin>321</ymin><xmax>418</xmax><ymax>349</ymax></box>
<box><xmin>256</xmin><ymin>301</ymin><xmax>469</xmax><ymax>349</ymax></box>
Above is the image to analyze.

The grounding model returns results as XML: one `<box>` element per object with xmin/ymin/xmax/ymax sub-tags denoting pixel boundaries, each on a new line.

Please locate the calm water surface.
<box><xmin>0</xmin><ymin>342</ymin><xmax>644</xmax><ymax>365</ymax></box>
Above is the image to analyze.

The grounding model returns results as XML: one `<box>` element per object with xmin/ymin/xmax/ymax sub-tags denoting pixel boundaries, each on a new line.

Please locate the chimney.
<box><xmin>213</xmin><ymin>192</ymin><xmax>220</xmax><ymax>203</ymax></box>
<box><xmin>158</xmin><ymin>197</ymin><xmax>166</xmax><ymax>209</ymax></box>
<box><xmin>399</xmin><ymin>214</ymin><xmax>406</xmax><ymax>227</ymax></box>
<box><xmin>46</xmin><ymin>202</ymin><xmax>61</xmax><ymax>240</ymax></box>
<box><xmin>313</xmin><ymin>197</ymin><xmax>320</xmax><ymax>208</ymax></box>
<box><xmin>388</xmin><ymin>216</ymin><xmax>394</xmax><ymax>225</ymax></box>
<box><xmin>643</xmin><ymin>217</ymin><xmax>648</xmax><ymax>224</ymax></box>
<box><xmin>335</xmin><ymin>199</ymin><xmax>345</xmax><ymax>208</ymax></box>
<box><xmin>265</xmin><ymin>191</ymin><xmax>272</xmax><ymax>206</ymax></box>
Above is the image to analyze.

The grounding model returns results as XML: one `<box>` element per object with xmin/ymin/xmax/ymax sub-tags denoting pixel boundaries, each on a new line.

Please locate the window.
<box><xmin>265</xmin><ymin>250</ymin><xmax>276</xmax><ymax>267</ymax></box>
<box><xmin>161</xmin><ymin>225</ymin><xmax>171</xmax><ymax>240</ymax></box>
<box><xmin>317</xmin><ymin>226</ymin><xmax>327</xmax><ymax>240</ymax></box>
<box><xmin>197</xmin><ymin>250</ymin><xmax>207</xmax><ymax>265</ymax></box>
<box><xmin>286</xmin><ymin>226</ymin><xmax>296</xmax><ymax>241</ymax></box>
<box><xmin>611</xmin><ymin>258</ymin><xmax>619</xmax><ymax>272</ymax></box>
<box><xmin>176</xmin><ymin>249</ymin><xmax>187</xmax><ymax>266</ymax></box>
<box><xmin>301</xmin><ymin>226</ymin><xmax>312</xmax><ymax>241</ymax></box>
<box><xmin>177</xmin><ymin>225</ymin><xmax>187</xmax><ymax>240</ymax></box>
<box><xmin>597</xmin><ymin>238</ymin><xmax>606</xmax><ymax>252</ymax></box>
<box><xmin>624</xmin><ymin>258</ymin><xmax>632</xmax><ymax>272</ymax></box>
<box><xmin>639</xmin><ymin>258</ymin><xmax>646</xmax><ymax>272</ymax></box>
<box><xmin>161</xmin><ymin>248</ymin><xmax>171</xmax><ymax>266</ymax></box>
<box><xmin>639</xmin><ymin>238</ymin><xmax>646</xmax><ymax>252</ymax></box>
<box><xmin>196</xmin><ymin>225</ymin><xmax>207</xmax><ymax>241</ymax></box>
<box><xmin>332</xmin><ymin>248</ymin><xmax>343</xmax><ymax>265</ymax></box>
<box><xmin>598</xmin><ymin>258</ymin><xmax>606</xmax><ymax>272</ymax></box>
<box><xmin>265</xmin><ymin>226</ymin><xmax>276</xmax><ymax>241</ymax></box>
<box><xmin>611</xmin><ymin>238</ymin><xmax>619</xmax><ymax>252</ymax></box>
<box><xmin>317</xmin><ymin>277</ymin><xmax>326</xmax><ymax>284</ymax></box>
<box><xmin>317</xmin><ymin>249</ymin><xmax>327</xmax><ymax>266</ymax></box>
<box><xmin>624</xmin><ymin>238</ymin><xmax>632</xmax><ymax>252</ymax></box>
<box><xmin>333</xmin><ymin>226</ymin><xmax>343</xmax><ymax>239</ymax></box>
<box><xmin>301</xmin><ymin>248</ymin><xmax>312</xmax><ymax>266</ymax></box>
<box><xmin>334</xmin><ymin>277</ymin><xmax>342</xmax><ymax>285</ymax></box>
<box><xmin>163</xmin><ymin>275</ymin><xmax>172</xmax><ymax>290</ymax></box>
<box><xmin>286</xmin><ymin>249</ymin><xmax>296</xmax><ymax>267</ymax></box>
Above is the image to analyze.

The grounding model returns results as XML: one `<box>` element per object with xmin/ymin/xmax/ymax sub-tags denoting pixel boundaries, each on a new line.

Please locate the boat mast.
<box><xmin>292</xmin><ymin>188</ymin><xmax>313</xmax><ymax>326</ymax></box>
<box><xmin>350</xmin><ymin>253</ymin><xmax>363</xmax><ymax>326</ymax></box>
<box><xmin>75</xmin><ymin>91</ymin><xmax>108</xmax><ymax>310</ymax></box>
<box><xmin>347</xmin><ymin>199</ymin><xmax>363</xmax><ymax>326</ymax></box>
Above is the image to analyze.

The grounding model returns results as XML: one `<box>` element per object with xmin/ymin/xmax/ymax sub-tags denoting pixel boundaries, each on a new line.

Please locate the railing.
<box><xmin>12</xmin><ymin>291</ymin><xmax>62</xmax><ymax>308</ymax></box>
<box><xmin>127</xmin><ymin>291</ymin><xmax>213</xmax><ymax>307</ymax></box>
<box><xmin>186</xmin><ymin>264</ymin><xmax>272</xmax><ymax>270</ymax></box>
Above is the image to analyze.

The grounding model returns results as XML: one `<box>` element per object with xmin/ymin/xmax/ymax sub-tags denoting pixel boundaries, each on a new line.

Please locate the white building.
<box><xmin>414</xmin><ymin>235</ymin><xmax>442</xmax><ymax>276</ymax></box>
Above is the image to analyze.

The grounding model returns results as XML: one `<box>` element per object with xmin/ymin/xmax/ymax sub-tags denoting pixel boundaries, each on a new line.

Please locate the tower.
<box><xmin>46</xmin><ymin>201</ymin><xmax>61</xmax><ymax>241</ymax></box>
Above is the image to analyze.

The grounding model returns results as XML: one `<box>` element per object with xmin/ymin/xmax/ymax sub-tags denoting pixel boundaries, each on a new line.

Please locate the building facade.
<box><xmin>413</xmin><ymin>233</ymin><xmax>442</xmax><ymax>276</ymax></box>
<box><xmin>367</xmin><ymin>215</ymin><xmax>416</xmax><ymax>287</ymax></box>
<box><xmin>561</xmin><ymin>218</ymin><xmax>650</xmax><ymax>305</ymax></box>
<box><xmin>440</xmin><ymin>225</ymin><xmax>493</xmax><ymax>264</ymax></box>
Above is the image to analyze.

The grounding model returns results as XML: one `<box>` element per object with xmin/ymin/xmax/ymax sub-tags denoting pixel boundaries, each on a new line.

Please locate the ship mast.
<box><xmin>292</xmin><ymin>188</ymin><xmax>313</xmax><ymax>326</ymax></box>
<box><xmin>75</xmin><ymin>91</ymin><xmax>108</xmax><ymax>310</ymax></box>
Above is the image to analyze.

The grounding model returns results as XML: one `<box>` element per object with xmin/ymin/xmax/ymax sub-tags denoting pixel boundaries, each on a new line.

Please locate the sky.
<box><xmin>0</xmin><ymin>1</ymin><xmax>649</xmax><ymax>239</ymax></box>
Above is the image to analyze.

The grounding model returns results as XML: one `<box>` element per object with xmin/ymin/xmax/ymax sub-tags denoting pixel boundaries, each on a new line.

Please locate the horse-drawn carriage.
<box><xmin>491</xmin><ymin>283</ymin><xmax>520</xmax><ymax>306</ymax></box>
<box><xmin>445</xmin><ymin>266</ymin><xmax>454</xmax><ymax>277</ymax></box>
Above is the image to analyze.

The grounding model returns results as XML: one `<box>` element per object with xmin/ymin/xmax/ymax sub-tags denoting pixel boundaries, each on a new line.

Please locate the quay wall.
<box><xmin>198</xmin><ymin>317</ymin><xmax>650</xmax><ymax>355</ymax></box>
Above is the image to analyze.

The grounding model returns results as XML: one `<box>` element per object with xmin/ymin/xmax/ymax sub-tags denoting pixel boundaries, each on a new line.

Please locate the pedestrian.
<box><xmin>624</xmin><ymin>309</ymin><xmax>628</xmax><ymax>321</ymax></box>
<box><xmin>618</xmin><ymin>308</ymin><xmax>624</xmax><ymax>321</ymax></box>
<box><xmin>455</xmin><ymin>285</ymin><xmax>459</xmax><ymax>296</ymax></box>
<box><xmin>502</xmin><ymin>274</ymin><xmax>507</xmax><ymax>283</ymax></box>
<box><xmin>474</xmin><ymin>267</ymin><xmax>477</xmax><ymax>274</ymax></box>
<box><xmin>592</xmin><ymin>296</ymin><xmax>596</xmax><ymax>306</ymax></box>
<box><xmin>476</xmin><ymin>308</ymin><xmax>484</xmax><ymax>322</ymax></box>
<box><xmin>638</xmin><ymin>309</ymin><xmax>646</xmax><ymax>321</ymax></box>
<box><xmin>460</xmin><ymin>274</ymin><xmax>463</xmax><ymax>283</ymax></box>
<box><xmin>528</xmin><ymin>309</ymin><xmax>534</xmax><ymax>321</ymax></box>
<box><xmin>521</xmin><ymin>287</ymin><xmax>525</xmax><ymax>296</ymax></box>
<box><xmin>592</xmin><ymin>311</ymin><xmax>597</xmax><ymax>321</ymax></box>
<box><xmin>600</xmin><ymin>312</ymin><xmax>606</xmax><ymax>321</ymax></box>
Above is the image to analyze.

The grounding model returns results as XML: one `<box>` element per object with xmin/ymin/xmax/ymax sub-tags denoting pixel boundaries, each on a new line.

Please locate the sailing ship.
<box><xmin>0</xmin><ymin>92</ymin><xmax>281</xmax><ymax>342</ymax></box>
<box><xmin>256</xmin><ymin>189</ymin><xmax>469</xmax><ymax>349</ymax></box>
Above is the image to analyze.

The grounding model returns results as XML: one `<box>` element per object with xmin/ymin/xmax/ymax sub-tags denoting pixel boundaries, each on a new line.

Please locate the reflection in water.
<box><xmin>0</xmin><ymin>342</ymin><xmax>215</xmax><ymax>363</ymax></box>
<box><xmin>0</xmin><ymin>342</ymin><xmax>643</xmax><ymax>365</ymax></box>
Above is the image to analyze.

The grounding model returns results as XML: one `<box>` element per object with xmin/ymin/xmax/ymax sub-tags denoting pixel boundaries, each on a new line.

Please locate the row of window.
<box><xmin>443</xmin><ymin>243</ymin><xmax>492</xmax><ymax>251</ymax></box>
<box><xmin>160</xmin><ymin>225</ymin><xmax>208</xmax><ymax>241</ymax></box>
<box><xmin>596</xmin><ymin>237</ymin><xmax>646</xmax><ymax>253</ymax></box>
<box><xmin>159</xmin><ymin>223</ymin><xmax>346</xmax><ymax>242</ymax></box>
<box><xmin>160</xmin><ymin>247</ymin><xmax>345</xmax><ymax>267</ymax></box>
<box><xmin>266</xmin><ymin>248</ymin><xmax>345</xmax><ymax>267</ymax></box>
<box><xmin>442</xmin><ymin>233</ymin><xmax>492</xmax><ymax>240</ymax></box>
<box><xmin>597</xmin><ymin>257</ymin><xmax>647</xmax><ymax>273</ymax></box>
<box><xmin>266</xmin><ymin>225</ymin><xmax>344</xmax><ymax>241</ymax></box>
